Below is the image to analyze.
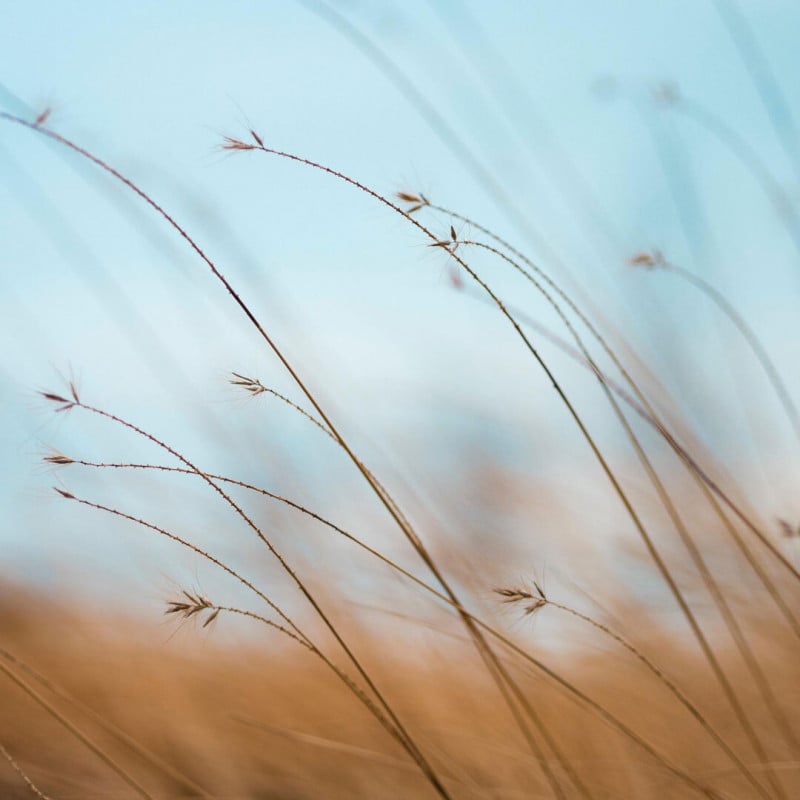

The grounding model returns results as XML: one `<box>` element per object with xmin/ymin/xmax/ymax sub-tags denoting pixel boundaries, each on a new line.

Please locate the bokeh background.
<box><xmin>1</xmin><ymin>0</ymin><xmax>799</xmax><ymax>612</ymax></box>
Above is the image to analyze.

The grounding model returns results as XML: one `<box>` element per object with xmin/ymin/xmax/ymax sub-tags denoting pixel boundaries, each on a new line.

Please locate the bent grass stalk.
<box><xmin>233</xmin><ymin>715</ymin><xmax>417</xmax><ymax>772</ymax></box>
<box><xmin>228</xmin><ymin>373</ymin><xmax>425</xmax><ymax>547</ymax></box>
<box><xmin>53</xmin><ymin>489</ymin><xmax>450</xmax><ymax>789</ymax></box>
<box><xmin>449</xmin><ymin>280</ymin><xmax>800</xmax><ymax>659</ymax></box>
<box><xmin>498</xmin><ymin>584</ymin><xmax>784</xmax><ymax>797</ymax></box>
<box><xmin>460</xmin><ymin>238</ymin><xmax>796</xmax><ymax>767</ymax></box>
<box><xmin>292</xmin><ymin>0</ymin><xmax>568</xmax><ymax>275</ymax></box>
<box><xmin>664</xmin><ymin>92</ymin><xmax>800</xmax><ymax>259</ymax></box>
<box><xmin>162</xmin><ymin>592</ymin><xmax>416</xmax><ymax>749</ymax></box>
<box><xmin>652</xmin><ymin>258</ymin><xmax>800</xmax><ymax>447</ymax></box>
<box><xmin>711</xmin><ymin>0</ymin><xmax>800</xmax><ymax>186</ymax></box>
<box><xmin>62</xmin><ymin>441</ymin><xmax>576</xmax><ymax>800</ymax></box>
<box><xmin>0</xmin><ymin>742</ymin><xmax>53</xmax><ymax>800</ymax></box>
<box><xmin>42</xmin><ymin>394</ymin><xmax>450</xmax><ymax>800</ymax></box>
<box><xmin>229</xmin><ymin>372</ymin><xmax>334</xmax><ymax>438</ymax></box>
<box><xmin>0</xmin><ymin>113</ymin><xmax>567</xmax><ymax>795</ymax></box>
<box><xmin>415</xmin><ymin>196</ymin><xmax>800</xmax><ymax>597</ymax></box>
<box><xmin>0</xmin><ymin>658</ymin><xmax>154</xmax><ymax>800</ymax></box>
<box><xmin>424</xmin><ymin>0</ymin><xmax>626</xmax><ymax>254</ymax></box>
<box><xmin>3</xmin><ymin>113</ymin><xmax>749</xmax><ymax>798</ymax></box>
<box><xmin>60</xmin><ymin>457</ymin><xmax>750</xmax><ymax>798</ymax></box>
<box><xmin>249</xmin><ymin>206</ymin><xmax>790</xmax><ymax>769</ymax></box>
<box><xmin>1</xmin><ymin>111</ymin><xmax>580</xmax><ymax>799</ymax></box>
<box><xmin>223</xmin><ymin>144</ymin><xmax>776</xmax><ymax>789</ymax></box>
<box><xmin>426</xmin><ymin>203</ymin><xmax>800</xmax><ymax>756</ymax></box>
<box><xmin>428</xmin><ymin>210</ymin><xmax>779</xmax><ymax>793</ymax></box>
<box><xmin>0</xmin><ymin>645</ymin><xmax>213</xmax><ymax>799</ymax></box>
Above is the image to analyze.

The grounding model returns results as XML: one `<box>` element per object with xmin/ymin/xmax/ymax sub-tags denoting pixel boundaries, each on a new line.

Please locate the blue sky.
<box><xmin>1</xmin><ymin>1</ymin><xmax>799</xmax><ymax>606</ymax></box>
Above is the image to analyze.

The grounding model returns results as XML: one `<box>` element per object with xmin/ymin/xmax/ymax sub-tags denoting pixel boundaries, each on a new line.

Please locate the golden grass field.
<box><xmin>0</xmin><ymin>556</ymin><xmax>800</xmax><ymax>798</ymax></box>
<box><xmin>1</xmin><ymin>502</ymin><xmax>798</xmax><ymax>800</ymax></box>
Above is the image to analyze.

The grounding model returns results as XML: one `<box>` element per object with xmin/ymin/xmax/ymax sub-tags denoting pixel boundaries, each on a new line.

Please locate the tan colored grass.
<box><xmin>1</xmin><ymin>583</ymin><xmax>798</xmax><ymax>799</ymax></box>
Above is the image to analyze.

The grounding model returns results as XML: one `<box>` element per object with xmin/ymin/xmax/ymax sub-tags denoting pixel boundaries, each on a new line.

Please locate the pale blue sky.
<box><xmin>2</xmin><ymin>1</ymin><xmax>799</xmax><ymax>604</ymax></box>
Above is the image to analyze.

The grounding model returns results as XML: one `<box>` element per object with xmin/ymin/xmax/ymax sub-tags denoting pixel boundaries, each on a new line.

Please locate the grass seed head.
<box><xmin>229</xmin><ymin>372</ymin><xmax>266</xmax><ymax>395</ymax></box>
<box><xmin>494</xmin><ymin>585</ymin><xmax>546</xmax><ymax>617</ymax></box>
<box><xmin>166</xmin><ymin>591</ymin><xmax>219</xmax><ymax>627</ymax></box>
<box><xmin>39</xmin><ymin>390</ymin><xmax>75</xmax><ymax>413</ymax></box>
<box><xmin>43</xmin><ymin>450</ymin><xmax>74</xmax><ymax>466</ymax></box>
<box><xmin>396</xmin><ymin>190</ymin><xmax>430</xmax><ymax>214</ymax></box>
<box><xmin>221</xmin><ymin>136</ymin><xmax>256</xmax><ymax>152</ymax></box>
<box><xmin>34</xmin><ymin>107</ymin><xmax>52</xmax><ymax>126</ymax></box>
<box><xmin>778</xmin><ymin>519</ymin><xmax>800</xmax><ymax>539</ymax></box>
<box><xmin>628</xmin><ymin>249</ymin><xmax>665</xmax><ymax>269</ymax></box>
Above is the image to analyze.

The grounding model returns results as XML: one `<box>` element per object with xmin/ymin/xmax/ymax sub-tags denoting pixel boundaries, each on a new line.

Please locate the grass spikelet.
<box><xmin>220</xmin><ymin>135</ymin><xmax>256</xmax><ymax>151</ymax></box>
<box><xmin>628</xmin><ymin>249</ymin><xmax>665</xmax><ymax>268</ymax></box>
<box><xmin>38</xmin><ymin>390</ymin><xmax>75</xmax><ymax>412</ymax></box>
<box><xmin>494</xmin><ymin>586</ymin><xmax>546</xmax><ymax>616</ymax></box>
<box><xmin>229</xmin><ymin>371</ymin><xmax>267</xmax><ymax>395</ymax></box>
<box><xmin>43</xmin><ymin>450</ymin><xmax>74</xmax><ymax>466</ymax></box>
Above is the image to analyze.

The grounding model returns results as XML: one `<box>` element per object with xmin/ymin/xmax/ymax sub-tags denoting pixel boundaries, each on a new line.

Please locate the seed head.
<box><xmin>39</xmin><ymin>390</ymin><xmax>75</xmax><ymax>413</ymax></box>
<box><xmin>34</xmin><ymin>107</ymin><xmax>52</xmax><ymax>126</ymax></box>
<box><xmin>229</xmin><ymin>372</ymin><xmax>266</xmax><ymax>396</ymax></box>
<box><xmin>221</xmin><ymin>136</ymin><xmax>256</xmax><ymax>152</ymax></box>
<box><xmin>628</xmin><ymin>249</ymin><xmax>665</xmax><ymax>269</ymax></box>
<box><xmin>43</xmin><ymin>450</ymin><xmax>74</xmax><ymax>466</ymax></box>
<box><xmin>395</xmin><ymin>190</ymin><xmax>430</xmax><ymax>215</ymax></box>
<box><xmin>494</xmin><ymin>585</ymin><xmax>547</xmax><ymax>617</ymax></box>
<box><xmin>166</xmin><ymin>591</ymin><xmax>220</xmax><ymax>628</ymax></box>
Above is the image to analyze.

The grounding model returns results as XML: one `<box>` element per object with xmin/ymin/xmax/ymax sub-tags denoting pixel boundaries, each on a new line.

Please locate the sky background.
<box><xmin>1</xmin><ymin>1</ymin><xmax>799</xmax><ymax>615</ymax></box>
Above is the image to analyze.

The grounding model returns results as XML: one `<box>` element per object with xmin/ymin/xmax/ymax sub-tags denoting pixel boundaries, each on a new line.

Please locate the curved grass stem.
<box><xmin>661</xmin><ymin>261</ymin><xmax>800</xmax><ymax>447</ymax></box>
<box><xmin>460</xmin><ymin>239</ymin><xmax>797</xmax><ymax>769</ymax></box>
<box><xmin>60</xmin><ymin>398</ymin><xmax>451</xmax><ymax>800</ymax></box>
<box><xmin>67</xmin><ymin>458</ymin><xmax>739</xmax><ymax>798</ymax></box>
<box><xmin>0</xmin><ymin>659</ymin><xmax>154</xmax><ymax>800</ymax></box>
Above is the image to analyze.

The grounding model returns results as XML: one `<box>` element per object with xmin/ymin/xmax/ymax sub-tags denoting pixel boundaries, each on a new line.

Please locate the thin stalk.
<box><xmin>432</xmin><ymin>209</ymin><xmax>800</xmax><ymax>757</ymax></box>
<box><xmin>420</xmin><ymin>199</ymin><xmax>800</xmax><ymax>594</ymax></box>
<box><xmin>229</xmin><ymin>373</ymin><xmax>428</xmax><ymax>550</ymax></box>
<box><xmin>464</xmin><ymin>239</ymin><xmax>798</xmax><ymax>762</ymax></box>
<box><xmin>3</xmin><ymin>113</ymin><xmax>704</xmax><ymax>796</ymax></box>
<box><xmin>542</xmin><ymin>593</ymin><xmax>783</xmax><ymax>800</ymax></box>
<box><xmin>57</xmin><ymin>490</ymin><xmax>449</xmax><ymax>792</ymax></box>
<box><xmin>712</xmin><ymin>0</ymin><xmax>800</xmax><ymax>186</ymax></box>
<box><xmin>0</xmin><ymin>646</ymin><xmax>212</xmax><ymax>799</ymax></box>
<box><xmin>166</xmin><ymin>597</ymin><xmax>408</xmax><ymax>747</ymax></box>
<box><xmin>229</xmin><ymin>373</ymin><xmax>334</xmax><ymax>438</ymax></box>
<box><xmin>291</xmin><ymin>0</ymin><xmax>567</xmax><ymax>273</ymax></box>
<box><xmin>233</xmin><ymin>715</ymin><xmax>416</xmax><ymax>772</ymax></box>
<box><xmin>629</xmin><ymin>97</ymin><xmax>776</xmax><ymax>498</ymax></box>
<box><xmin>0</xmin><ymin>743</ymin><xmax>53</xmax><ymax>800</ymax></box>
<box><xmin>462</xmin><ymin>238</ymin><xmax>784</xmax><ymax>794</ymax></box>
<box><xmin>667</xmin><ymin>95</ymin><xmax>800</xmax><ymax>258</ymax></box>
<box><xmin>0</xmin><ymin>659</ymin><xmax>154</xmax><ymax>800</ymax></box>
<box><xmin>224</xmin><ymin>393</ymin><xmax>583</xmax><ymax>797</ymax></box>
<box><xmin>509</xmin><ymin>279</ymin><xmax>800</xmax><ymax>638</ymax></box>
<box><xmin>661</xmin><ymin>261</ymin><xmax>800</xmax><ymax>446</ymax></box>
<box><xmin>1</xmin><ymin>112</ymin><xmax>576</xmax><ymax>798</ymax></box>
<box><xmin>56</xmin><ymin>399</ymin><xmax>450</xmax><ymax>800</ymax></box>
<box><xmin>71</xmin><ymin>458</ymin><xmax>748</xmax><ymax>798</ymax></box>
<box><xmin>424</xmin><ymin>0</ymin><xmax>626</xmax><ymax>253</ymax></box>
<box><xmin>429</xmin><ymin>205</ymin><xmax>800</xmax><ymax>752</ymax></box>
